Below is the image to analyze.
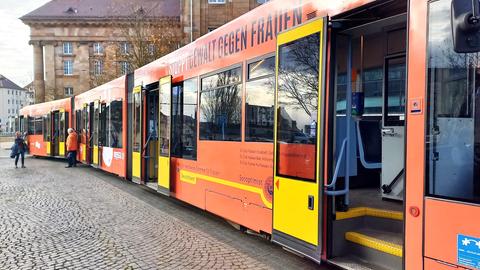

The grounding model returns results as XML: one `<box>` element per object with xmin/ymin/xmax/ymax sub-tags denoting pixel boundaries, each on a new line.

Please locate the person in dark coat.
<box><xmin>14</xmin><ymin>131</ymin><xmax>27</xmax><ymax>169</ymax></box>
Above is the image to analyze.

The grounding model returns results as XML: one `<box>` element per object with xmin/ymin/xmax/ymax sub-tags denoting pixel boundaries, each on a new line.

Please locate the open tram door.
<box><xmin>91</xmin><ymin>100</ymin><xmax>101</xmax><ymax>167</ymax></box>
<box><xmin>157</xmin><ymin>75</ymin><xmax>172</xmax><ymax>196</ymax></box>
<box><xmin>132</xmin><ymin>85</ymin><xmax>143</xmax><ymax>182</ymax></box>
<box><xmin>272</xmin><ymin>18</ymin><xmax>327</xmax><ymax>262</ymax></box>
<box><xmin>50</xmin><ymin>109</ymin><xmax>68</xmax><ymax>157</ymax></box>
<box><xmin>142</xmin><ymin>83</ymin><xmax>159</xmax><ymax>190</ymax></box>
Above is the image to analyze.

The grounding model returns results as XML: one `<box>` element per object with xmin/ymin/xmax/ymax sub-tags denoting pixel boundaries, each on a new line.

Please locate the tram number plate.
<box><xmin>458</xmin><ymin>234</ymin><xmax>480</xmax><ymax>269</ymax></box>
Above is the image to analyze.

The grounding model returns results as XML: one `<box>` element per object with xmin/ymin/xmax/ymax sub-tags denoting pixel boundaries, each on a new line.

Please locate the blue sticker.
<box><xmin>458</xmin><ymin>234</ymin><xmax>480</xmax><ymax>269</ymax></box>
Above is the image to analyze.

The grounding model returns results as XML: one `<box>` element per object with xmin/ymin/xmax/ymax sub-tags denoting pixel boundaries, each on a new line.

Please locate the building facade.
<box><xmin>0</xmin><ymin>75</ymin><xmax>30</xmax><ymax>133</ymax></box>
<box><xmin>21</xmin><ymin>0</ymin><xmax>182</xmax><ymax>103</ymax></box>
<box><xmin>22</xmin><ymin>0</ymin><xmax>269</xmax><ymax>103</ymax></box>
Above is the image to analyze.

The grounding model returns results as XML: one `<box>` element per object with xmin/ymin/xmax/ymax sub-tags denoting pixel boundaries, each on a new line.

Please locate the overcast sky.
<box><xmin>0</xmin><ymin>0</ymin><xmax>50</xmax><ymax>87</ymax></box>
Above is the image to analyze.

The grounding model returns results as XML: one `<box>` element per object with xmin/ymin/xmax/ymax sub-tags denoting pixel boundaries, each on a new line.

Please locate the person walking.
<box><xmin>13</xmin><ymin>132</ymin><xmax>27</xmax><ymax>169</ymax></box>
<box><xmin>65</xmin><ymin>128</ymin><xmax>78</xmax><ymax>168</ymax></box>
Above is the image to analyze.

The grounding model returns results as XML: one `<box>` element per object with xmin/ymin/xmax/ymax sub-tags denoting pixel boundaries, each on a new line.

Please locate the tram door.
<box><xmin>91</xmin><ymin>101</ymin><xmax>100</xmax><ymax>167</ymax></box>
<box><xmin>272</xmin><ymin>18</ymin><xmax>326</xmax><ymax>262</ymax></box>
<box><xmin>158</xmin><ymin>76</ymin><xmax>172</xmax><ymax>195</ymax></box>
<box><xmin>98</xmin><ymin>102</ymin><xmax>106</xmax><ymax>167</ymax></box>
<box><xmin>143</xmin><ymin>87</ymin><xmax>159</xmax><ymax>189</ymax></box>
<box><xmin>50</xmin><ymin>110</ymin><xmax>67</xmax><ymax>157</ymax></box>
<box><xmin>132</xmin><ymin>86</ymin><xmax>142</xmax><ymax>181</ymax></box>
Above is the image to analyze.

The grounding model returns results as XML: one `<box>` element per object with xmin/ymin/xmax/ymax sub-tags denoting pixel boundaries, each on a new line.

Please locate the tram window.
<box><xmin>75</xmin><ymin>110</ymin><xmax>81</xmax><ymax>132</ymax></box>
<box><xmin>276</xmin><ymin>33</ymin><xmax>320</xmax><ymax>181</ymax></box>
<box><xmin>426</xmin><ymin>0</ymin><xmax>480</xmax><ymax>203</ymax></box>
<box><xmin>81</xmin><ymin>107</ymin><xmax>87</xmax><ymax>144</ymax></box>
<box><xmin>43</xmin><ymin>115</ymin><xmax>51</xmax><ymax>142</ymax></box>
<box><xmin>107</xmin><ymin>100</ymin><xmax>123</xmax><ymax>148</ymax></box>
<box><xmin>200</xmin><ymin>67</ymin><xmax>242</xmax><ymax>141</ymax></box>
<box><xmin>246</xmin><ymin>56</ymin><xmax>275</xmax><ymax>142</ymax></box>
<box><xmin>33</xmin><ymin>117</ymin><xmax>43</xmax><ymax>135</ymax></box>
<box><xmin>28</xmin><ymin>117</ymin><xmax>34</xmax><ymax>135</ymax></box>
<box><xmin>133</xmin><ymin>92</ymin><xmax>141</xmax><ymax>152</ymax></box>
<box><xmin>172</xmin><ymin>78</ymin><xmax>197</xmax><ymax>160</ymax></box>
<box><xmin>160</xmin><ymin>82</ymin><xmax>171</xmax><ymax>157</ymax></box>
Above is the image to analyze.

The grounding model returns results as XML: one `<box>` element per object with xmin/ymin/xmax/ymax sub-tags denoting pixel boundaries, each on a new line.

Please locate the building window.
<box><xmin>93</xmin><ymin>42</ymin><xmax>103</xmax><ymax>54</ymax></box>
<box><xmin>246</xmin><ymin>56</ymin><xmax>275</xmax><ymax>142</ymax></box>
<box><xmin>208</xmin><ymin>0</ymin><xmax>226</xmax><ymax>3</ymax></box>
<box><xmin>64</xmin><ymin>60</ymin><xmax>73</xmax><ymax>75</ymax></box>
<box><xmin>148</xmin><ymin>44</ymin><xmax>155</xmax><ymax>55</ymax></box>
<box><xmin>257</xmin><ymin>0</ymin><xmax>271</xmax><ymax>3</ymax></box>
<box><xmin>63</xmin><ymin>42</ymin><xmax>73</xmax><ymax>55</ymax></box>
<box><xmin>120</xmin><ymin>61</ymin><xmax>130</xmax><ymax>75</ymax></box>
<box><xmin>172</xmin><ymin>78</ymin><xmax>198</xmax><ymax>160</ymax></box>
<box><xmin>93</xmin><ymin>60</ymin><xmax>103</xmax><ymax>76</ymax></box>
<box><xmin>64</xmin><ymin>87</ymin><xmax>73</xmax><ymax>96</ymax></box>
<box><xmin>120</xmin><ymin>42</ymin><xmax>130</xmax><ymax>55</ymax></box>
<box><xmin>7</xmin><ymin>100</ymin><xmax>9</xmax><ymax>104</ymax></box>
<box><xmin>200</xmin><ymin>66</ymin><xmax>242</xmax><ymax>141</ymax></box>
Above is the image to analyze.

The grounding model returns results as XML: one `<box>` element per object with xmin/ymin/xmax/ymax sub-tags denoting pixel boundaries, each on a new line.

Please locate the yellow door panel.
<box><xmin>82</xmin><ymin>145</ymin><xmax>86</xmax><ymax>161</ymax></box>
<box><xmin>132</xmin><ymin>151</ymin><xmax>141</xmax><ymax>179</ymax></box>
<box><xmin>93</xmin><ymin>145</ymin><xmax>98</xmax><ymax>165</ymax></box>
<box><xmin>158</xmin><ymin>156</ymin><xmax>170</xmax><ymax>190</ymax></box>
<box><xmin>272</xmin><ymin>17</ymin><xmax>326</xmax><ymax>259</ymax></box>
<box><xmin>273</xmin><ymin>177</ymin><xmax>318</xmax><ymax>245</ymax></box>
<box><xmin>46</xmin><ymin>142</ymin><xmax>50</xmax><ymax>155</ymax></box>
<box><xmin>158</xmin><ymin>75</ymin><xmax>172</xmax><ymax>194</ymax></box>
<box><xmin>59</xmin><ymin>142</ymin><xmax>65</xmax><ymax>156</ymax></box>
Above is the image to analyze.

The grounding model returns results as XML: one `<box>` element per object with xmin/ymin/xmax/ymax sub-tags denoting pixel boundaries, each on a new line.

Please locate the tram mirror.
<box><xmin>452</xmin><ymin>0</ymin><xmax>480</xmax><ymax>53</ymax></box>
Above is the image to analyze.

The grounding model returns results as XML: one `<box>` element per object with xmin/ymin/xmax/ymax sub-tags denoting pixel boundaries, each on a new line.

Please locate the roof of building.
<box><xmin>21</xmin><ymin>0</ymin><xmax>180</xmax><ymax>22</ymax></box>
<box><xmin>0</xmin><ymin>75</ymin><xmax>24</xmax><ymax>91</ymax></box>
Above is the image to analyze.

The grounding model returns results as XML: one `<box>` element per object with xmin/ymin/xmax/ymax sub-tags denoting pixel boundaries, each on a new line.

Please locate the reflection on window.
<box><xmin>33</xmin><ymin>116</ymin><xmax>43</xmax><ymax>135</ymax></box>
<box><xmin>43</xmin><ymin>115</ymin><xmax>51</xmax><ymax>141</ymax></box>
<box><xmin>133</xmin><ymin>92</ymin><xmax>141</xmax><ymax>152</ymax></box>
<box><xmin>200</xmin><ymin>67</ymin><xmax>242</xmax><ymax>141</ymax></box>
<box><xmin>160</xmin><ymin>81</ymin><xmax>171</xmax><ymax>156</ymax></box>
<box><xmin>172</xmin><ymin>78</ymin><xmax>197</xmax><ymax>160</ymax></box>
<box><xmin>105</xmin><ymin>100</ymin><xmax>123</xmax><ymax>148</ymax></box>
<box><xmin>246</xmin><ymin>56</ymin><xmax>275</xmax><ymax>142</ymax></box>
<box><xmin>276</xmin><ymin>33</ymin><xmax>320</xmax><ymax>181</ymax></box>
<box><xmin>426</xmin><ymin>0</ymin><xmax>480</xmax><ymax>203</ymax></box>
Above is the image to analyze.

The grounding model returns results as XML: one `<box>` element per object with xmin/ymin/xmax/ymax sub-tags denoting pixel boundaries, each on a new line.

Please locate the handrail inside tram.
<box><xmin>325</xmin><ymin>138</ymin><xmax>347</xmax><ymax>189</ymax></box>
<box><xmin>356</xmin><ymin>121</ymin><xmax>382</xmax><ymax>169</ymax></box>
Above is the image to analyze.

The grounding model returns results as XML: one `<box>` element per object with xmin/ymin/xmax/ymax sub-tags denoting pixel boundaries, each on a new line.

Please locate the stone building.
<box><xmin>21</xmin><ymin>0</ymin><xmax>182</xmax><ymax>103</ymax></box>
<box><xmin>0</xmin><ymin>75</ymin><xmax>29</xmax><ymax>133</ymax></box>
<box><xmin>22</xmin><ymin>0</ymin><xmax>270</xmax><ymax>103</ymax></box>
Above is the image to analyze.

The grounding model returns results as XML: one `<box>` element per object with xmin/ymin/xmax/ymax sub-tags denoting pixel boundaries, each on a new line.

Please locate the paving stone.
<box><xmin>0</xmin><ymin>155</ymin><xmax>326</xmax><ymax>269</ymax></box>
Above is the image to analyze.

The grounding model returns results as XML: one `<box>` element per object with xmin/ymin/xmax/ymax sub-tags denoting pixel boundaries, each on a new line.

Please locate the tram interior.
<box><xmin>144</xmin><ymin>84</ymin><xmax>159</xmax><ymax>190</ymax></box>
<box><xmin>328</xmin><ymin>1</ymin><xmax>407</xmax><ymax>269</ymax></box>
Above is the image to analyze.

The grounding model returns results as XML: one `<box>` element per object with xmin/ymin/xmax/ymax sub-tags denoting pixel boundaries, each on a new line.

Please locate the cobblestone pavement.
<box><xmin>0</xmin><ymin>156</ymin><xmax>332</xmax><ymax>270</ymax></box>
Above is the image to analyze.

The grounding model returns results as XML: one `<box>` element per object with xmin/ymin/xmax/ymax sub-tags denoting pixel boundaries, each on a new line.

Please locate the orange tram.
<box><xmin>18</xmin><ymin>0</ymin><xmax>480</xmax><ymax>269</ymax></box>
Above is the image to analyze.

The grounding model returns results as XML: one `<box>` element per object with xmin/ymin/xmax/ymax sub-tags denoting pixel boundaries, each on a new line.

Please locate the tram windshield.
<box><xmin>427</xmin><ymin>0</ymin><xmax>480</xmax><ymax>203</ymax></box>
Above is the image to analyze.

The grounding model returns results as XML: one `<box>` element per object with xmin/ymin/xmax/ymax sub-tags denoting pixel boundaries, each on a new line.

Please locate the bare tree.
<box><xmin>91</xmin><ymin>4</ymin><xmax>182</xmax><ymax>87</ymax></box>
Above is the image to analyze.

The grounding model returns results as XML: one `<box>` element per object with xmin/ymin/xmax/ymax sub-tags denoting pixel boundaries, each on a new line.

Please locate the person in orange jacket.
<box><xmin>66</xmin><ymin>128</ymin><xmax>78</xmax><ymax>168</ymax></box>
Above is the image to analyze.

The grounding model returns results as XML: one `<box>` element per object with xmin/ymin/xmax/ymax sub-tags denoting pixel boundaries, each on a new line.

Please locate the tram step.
<box><xmin>345</xmin><ymin>229</ymin><xmax>403</xmax><ymax>257</ymax></box>
<box><xmin>336</xmin><ymin>207</ymin><xmax>403</xmax><ymax>221</ymax></box>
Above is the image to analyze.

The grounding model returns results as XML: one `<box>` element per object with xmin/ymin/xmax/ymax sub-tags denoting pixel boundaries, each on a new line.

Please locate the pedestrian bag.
<box><xmin>10</xmin><ymin>143</ymin><xmax>18</xmax><ymax>159</ymax></box>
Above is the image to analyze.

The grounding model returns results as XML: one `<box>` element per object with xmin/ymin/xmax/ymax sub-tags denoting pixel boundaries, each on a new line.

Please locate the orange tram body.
<box><xmin>18</xmin><ymin>0</ymin><xmax>480</xmax><ymax>269</ymax></box>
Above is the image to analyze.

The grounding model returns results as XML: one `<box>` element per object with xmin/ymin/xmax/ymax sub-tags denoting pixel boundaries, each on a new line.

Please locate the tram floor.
<box><xmin>348</xmin><ymin>188</ymin><xmax>403</xmax><ymax>212</ymax></box>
